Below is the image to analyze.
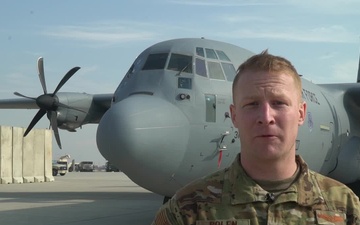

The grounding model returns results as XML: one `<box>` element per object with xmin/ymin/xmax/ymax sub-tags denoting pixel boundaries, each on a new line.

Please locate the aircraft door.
<box><xmin>205</xmin><ymin>94</ymin><xmax>233</xmax><ymax>166</ymax></box>
<box><xmin>205</xmin><ymin>94</ymin><xmax>216</xmax><ymax>122</ymax></box>
<box><xmin>214</xmin><ymin>94</ymin><xmax>237</xmax><ymax>167</ymax></box>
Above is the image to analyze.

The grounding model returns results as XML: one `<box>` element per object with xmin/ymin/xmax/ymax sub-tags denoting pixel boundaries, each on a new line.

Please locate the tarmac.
<box><xmin>1</xmin><ymin>171</ymin><xmax>360</xmax><ymax>225</ymax></box>
<box><xmin>0</xmin><ymin>172</ymin><xmax>163</xmax><ymax>225</ymax></box>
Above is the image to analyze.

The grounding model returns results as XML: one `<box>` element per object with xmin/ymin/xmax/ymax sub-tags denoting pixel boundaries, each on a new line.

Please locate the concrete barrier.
<box><xmin>23</xmin><ymin>130</ymin><xmax>35</xmax><ymax>183</ymax></box>
<box><xmin>0</xmin><ymin>126</ymin><xmax>53</xmax><ymax>184</ymax></box>
<box><xmin>44</xmin><ymin>129</ymin><xmax>54</xmax><ymax>182</ymax></box>
<box><xmin>33</xmin><ymin>129</ymin><xmax>45</xmax><ymax>183</ymax></box>
<box><xmin>0</xmin><ymin>126</ymin><xmax>13</xmax><ymax>184</ymax></box>
<box><xmin>12</xmin><ymin>127</ymin><xmax>23</xmax><ymax>184</ymax></box>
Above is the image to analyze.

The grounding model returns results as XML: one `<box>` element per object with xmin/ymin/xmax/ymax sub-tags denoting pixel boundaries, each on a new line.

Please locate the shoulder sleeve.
<box><xmin>151</xmin><ymin>198</ymin><xmax>186</xmax><ymax>225</ymax></box>
<box><xmin>344</xmin><ymin>191</ymin><xmax>360</xmax><ymax>224</ymax></box>
<box><xmin>152</xmin><ymin>170</ymin><xmax>226</xmax><ymax>225</ymax></box>
<box><xmin>313</xmin><ymin>172</ymin><xmax>360</xmax><ymax>223</ymax></box>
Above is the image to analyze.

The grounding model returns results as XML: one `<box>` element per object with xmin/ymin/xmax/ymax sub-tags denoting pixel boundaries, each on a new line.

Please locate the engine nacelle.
<box><xmin>46</xmin><ymin>92</ymin><xmax>96</xmax><ymax>132</ymax></box>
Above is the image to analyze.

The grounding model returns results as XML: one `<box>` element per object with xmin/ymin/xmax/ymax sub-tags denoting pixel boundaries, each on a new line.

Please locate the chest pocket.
<box><xmin>195</xmin><ymin>203</ymin><xmax>348</xmax><ymax>225</ymax></box>
<box><xmin>196</xmin><ymin>203</ymin><xmax>259</xmax><ymax>224</ymax></box>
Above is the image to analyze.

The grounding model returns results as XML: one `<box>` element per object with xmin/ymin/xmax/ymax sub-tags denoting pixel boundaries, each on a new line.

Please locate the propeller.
<box><xmin>14</xmin><ymin>57</ymin><xmax>80</xmax><ymax>149</ymax></box>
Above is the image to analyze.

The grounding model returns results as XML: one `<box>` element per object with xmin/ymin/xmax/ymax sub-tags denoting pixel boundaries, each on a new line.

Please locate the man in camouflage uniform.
<box><xmin>151</xmin><ymin>51</ymin><xmax>360</xmax><ymax>225</ymax></box>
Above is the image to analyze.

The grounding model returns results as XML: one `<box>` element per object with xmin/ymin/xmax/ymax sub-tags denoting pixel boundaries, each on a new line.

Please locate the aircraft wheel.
<box><xmin>52</xmin><ymin>169</ymin><xmax>58</xmax><ymax>176</ymax></box>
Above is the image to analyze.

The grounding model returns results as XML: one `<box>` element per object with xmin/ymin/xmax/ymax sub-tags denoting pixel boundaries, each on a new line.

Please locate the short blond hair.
<box><xmin>232</xmin><ymin>50</ymin><xmax>302</xmax><ymax>102</ymax></box>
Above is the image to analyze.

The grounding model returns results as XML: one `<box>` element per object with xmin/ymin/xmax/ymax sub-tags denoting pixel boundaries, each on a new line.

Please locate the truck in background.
<box><xmin>52</xmin><ymin>154</ymin><xmax>71</xmax><ymax>176</ymax></box>
<box><xmin>68</xmin><ymin>161</ymin><xmax>79</xmax><ymax>172</ymax></box>
<box><xmin>105</xmin><ymin>161</ymin><xmax>120</xmax><ymax>172</ymax></box>
<box><xmin>78</xmin><ymin>161</ymin><xmax>94</xmax><ymax>172</ymax></box>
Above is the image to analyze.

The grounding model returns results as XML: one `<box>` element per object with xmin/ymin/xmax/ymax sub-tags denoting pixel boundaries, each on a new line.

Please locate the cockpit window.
<box><xmin>216</xmin><ymin>50</ymin><xmax>230</xmax><ymax>61</ymax></box>
<box><xmin>194</xmin><ymin>47</ymin><xmax>234</xmax><ymax>80</ymax></box>
<box><xmin>221</xmin><ymin>62</ymin><xmax>236</xmax><ymax>81</ymax></box>
<box><xmin>167</xmin><ymin>53</ymin><xmax>192</xmax><ymax>73</ymax></box>
<box><xmin>207</xmin><ymin>61</ymin><xmax>225</xmax><ymax>80</ymax></box>
<box><xmin>142</xmin><ymin>53</ymin><xmax>168</xmax><ymax>70</ymax></box>
<box><xmin>205</xmin><ymin>48</ymin><xmax>218</xmax><ymax>60</ymax></box>
<box><xmin>196</xmin><ymin>47</ymin><xmax>205</xmax><ymax>57</ymax></box>
<box><xmin>195</xmin><ymin>58</ymin><xmax>207</xmax><ymax>77</ymax></box>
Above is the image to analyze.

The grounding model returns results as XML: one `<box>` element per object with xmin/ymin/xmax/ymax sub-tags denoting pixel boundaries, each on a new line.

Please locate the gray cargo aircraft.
<box><xmin>0</xmin><ymin>38</ymin><xmax>359</xmax><ymax>200</ymax></box>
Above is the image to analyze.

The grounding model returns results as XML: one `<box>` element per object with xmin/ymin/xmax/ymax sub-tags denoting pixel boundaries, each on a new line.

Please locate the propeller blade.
<box><xmin>20</xmin><ymin>58</ymin><xmax>81</xmax><ymax>148</ymax></box>
<box><xmin>52</xmin><ymin>66</ymin><xmax>81</xmax><ymax>96</ymax></box>
<box><xmin>14</xmin><ymin>92</ymin><xmax>37</xmax><ymax>100</ymax></box>
<box><xmin>50</xmin><ymin>111</ymin><xmax>62</xmax><ymax>149</ymax></box>
<box><xmin>24</xmin><ymin>109</ymin><xmax>47</xmax><ymax>137</ymax></box>
<box><xmin>37</xmin><ymin>57</ymin><xmax>47</xmax><ymax>94</ymax></box>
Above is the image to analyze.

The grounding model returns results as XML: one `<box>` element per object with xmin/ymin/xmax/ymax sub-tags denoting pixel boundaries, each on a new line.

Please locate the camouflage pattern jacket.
<box><xmin>152</xmin><ymin>154</ymin><xmax>360</xmax><ymax>225</ymax></box>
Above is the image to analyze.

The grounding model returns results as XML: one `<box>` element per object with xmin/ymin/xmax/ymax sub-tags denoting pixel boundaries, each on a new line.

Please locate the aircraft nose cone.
<box><xmin>96</xmin><ymin>95</ymin><xmax>190</xmax><ymax>196</ymax></box>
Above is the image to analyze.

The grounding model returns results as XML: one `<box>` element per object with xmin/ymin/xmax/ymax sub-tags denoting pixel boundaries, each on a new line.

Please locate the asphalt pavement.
<box><xmin>1</xmin><ymin>171</ymin><xmax>359</xmax><ymax>225</ymax></box>
<box><xmin>0</xmin><ymin>172</ymin><xmax>163</xmax><ymax>225</ymax></box>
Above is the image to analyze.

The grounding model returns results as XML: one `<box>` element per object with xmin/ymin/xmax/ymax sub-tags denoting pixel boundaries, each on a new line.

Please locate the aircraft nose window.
<box><xmin>207</xmin><ymin>61</ymin><xmax>225</xmax><ymax>80</ymax></box>
<box><xmin>216</xmin><ymin>50</ymin><xmax>230</xmax><ymax>61</ymax></box>
<box><xmin>142</xmin><ymin>53</ymin><xmax>168</xmax><ymax>70</ymax></box>
<box><xmin>196</xmin><ymin>47</ymin><xmax>205</xmax><ymax>57</ymax></box>
<box><xmin>195</xmin><ymin>58</ymin><xmax>207</xmax><ymax>77</ymax></box>
<box><xmin>221</xmin><ymin>62</ymin><xmax>236</xmax><ymax>81</ymax></box>
<box><xmin>167</xmin><ymin>53</ymin><xmax>192</xmax><ymax>73</ymax></box>
<box><xmin>205</xmin><ymin>48</ymin><xmax>218</xmax><ymax>59</ymax></box>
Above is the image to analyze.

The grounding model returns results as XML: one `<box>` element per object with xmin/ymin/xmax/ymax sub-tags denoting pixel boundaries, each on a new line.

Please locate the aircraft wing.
<box><xmin>0</xmin><ymin>92</ymin><xmax>113</xmax><ymax>131</ymax></box>
<box><xmin>92</xmin><ymin>93</ymin><xmax>113</xmax><ymax>110</ymax></box>
<box><xmin>0</xmin><ymin>57</ymin><xmax>115</xmax><ymax>149</ymax></box>
<box><xmin>0</xmin><ymin>98</ymin><xmax>38</xmax><ymax>109</ymax></box>
<box><xmin>0</xmin><ymin>93</ymin><xmax>113</xmax><ymax>111</ymax></box>
<box><xmin>0</xmin><ymin>92</ymin><xmax>113</xmax><ymax>149</ymax></box>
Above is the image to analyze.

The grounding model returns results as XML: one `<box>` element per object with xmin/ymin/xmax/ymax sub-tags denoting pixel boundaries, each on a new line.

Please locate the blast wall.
<box><xmin>0</xmin><ymin>126</ymin><xmax>53</xmax><ymax>184</ymax></box>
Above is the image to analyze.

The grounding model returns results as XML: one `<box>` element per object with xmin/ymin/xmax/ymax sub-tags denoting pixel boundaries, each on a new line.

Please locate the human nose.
<box><xmin>257</xmin><ymin>103</ymin><xmax>275</xmax><ymax>125</ymax></box>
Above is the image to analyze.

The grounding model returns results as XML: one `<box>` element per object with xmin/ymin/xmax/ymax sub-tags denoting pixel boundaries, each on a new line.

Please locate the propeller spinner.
<box><xmin>14</xmin><ymin>57</ymin><xmax>80</xmax><ymax>149</ymax></box>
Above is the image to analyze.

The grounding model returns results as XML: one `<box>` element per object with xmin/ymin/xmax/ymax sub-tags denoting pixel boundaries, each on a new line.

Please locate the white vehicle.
<box><xmin>78</xmin><ymin>161</ymin><xmax>94</xmax><ymax>172</ymax></box>
<box><xmin>52</xmin><ymin>154</ymin><xmax>71</xmax><ymax>176</ymax></box>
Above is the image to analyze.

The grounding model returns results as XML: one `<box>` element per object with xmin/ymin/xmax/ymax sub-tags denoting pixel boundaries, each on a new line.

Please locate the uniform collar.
<box><xmin>227</xmin><ymin>154</ymin><xmax>324</xmax><ymax>206</ymax></box>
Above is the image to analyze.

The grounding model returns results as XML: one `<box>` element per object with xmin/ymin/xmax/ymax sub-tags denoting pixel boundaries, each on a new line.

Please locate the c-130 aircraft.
<box><xmin>0</xmin><ymin>38</ymin><xmax>359</xmax><ymax>201</ymax></box>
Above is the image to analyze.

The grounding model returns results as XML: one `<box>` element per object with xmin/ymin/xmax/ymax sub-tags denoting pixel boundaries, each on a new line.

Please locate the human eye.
<box><xmin>272</xmin><ymin>100</ymin><xmax>287</xmax><ymax>107</ymax></box>
<box><xmin>273</xmin><ymin>101</ymin><xmax>284</xmax><ymax>105</ymax></box>
<box><xmin>242</xmin><ymin>101</ymin><xmax>258</xmax><ymax>108</ymax></box>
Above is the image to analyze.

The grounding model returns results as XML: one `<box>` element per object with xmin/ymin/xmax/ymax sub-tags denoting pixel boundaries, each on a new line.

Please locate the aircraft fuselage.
<box><xmin>96</xmin><ymin>38</ymin><xmax>360</xmax><ymax>197</ymax></box>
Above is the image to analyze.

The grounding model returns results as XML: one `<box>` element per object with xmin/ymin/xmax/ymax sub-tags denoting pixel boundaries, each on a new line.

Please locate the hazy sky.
<box><xmin>0</xmin><ymin>0</ymin><xmax>359</xmax><ymax>165</ymax></box>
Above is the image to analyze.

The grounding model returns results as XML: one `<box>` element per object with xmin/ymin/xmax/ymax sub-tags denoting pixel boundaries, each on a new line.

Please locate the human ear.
<box><xmin>298</xmin><ymin>101</ymin><xmax>307</xmax><ymax>125</ymax></box>
<box><xmin>230</xmin><ymin>104</ymin><xmax>238</xmax><ymax>128</ymax></box>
